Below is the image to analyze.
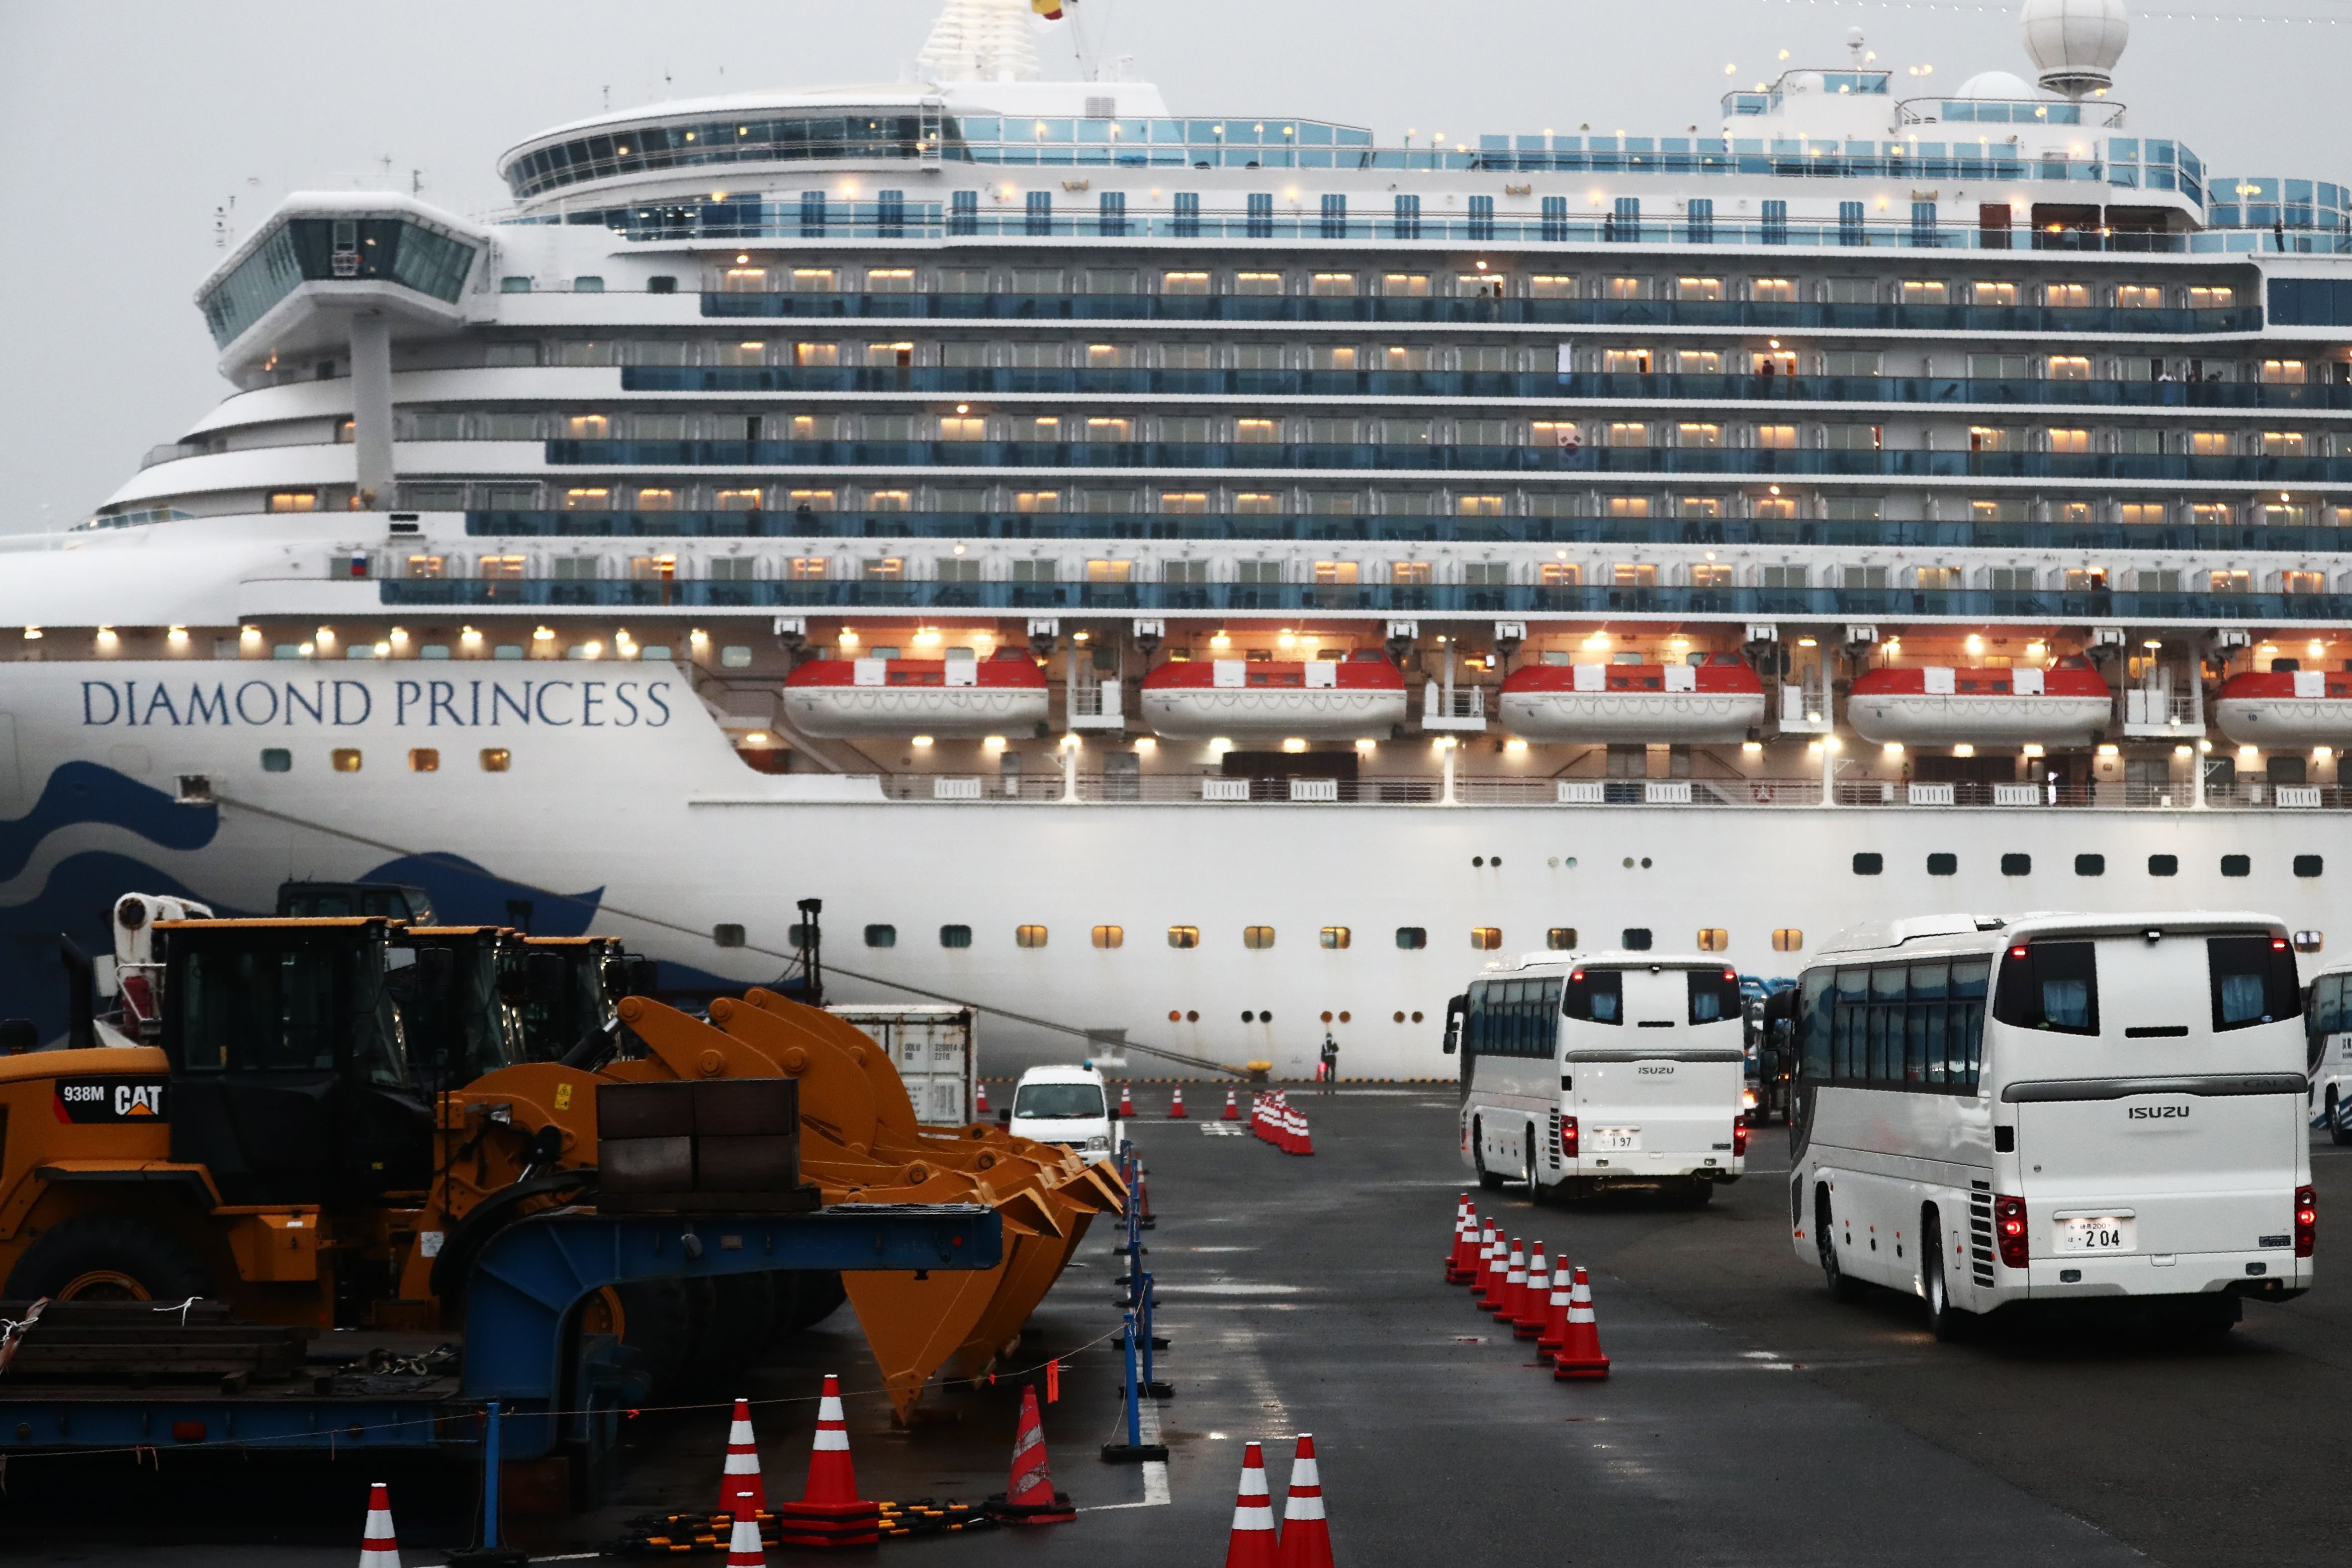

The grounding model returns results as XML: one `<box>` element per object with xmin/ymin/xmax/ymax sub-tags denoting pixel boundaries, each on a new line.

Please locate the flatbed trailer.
<box><xmin>0</xmin><ymin>1203</ymin><xmax>1002</xmax><ymax>1481</ymax></box>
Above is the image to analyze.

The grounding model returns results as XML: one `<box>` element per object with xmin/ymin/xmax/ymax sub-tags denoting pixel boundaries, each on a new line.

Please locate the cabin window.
<box><xmin>2221</xmin><ymin>855</ymin><xmax>2251</xmax><ymax>877</ymax></box>
<box><xmin>1395</xmin><ymin>927</ymin><xmax>1427</xmax><ymax>950</ymax></box>
<box><xmin>479</xmin><ymin>749</ymin><xmax>511</xmax><ymax>773</ymax></box>
<box><xmin>1621</xmin><ymin>928</ymin><xmax>1653</xmax><ymax>951</ymax></box>
<box><xmin>1546</xmin><ymin>928</ymin><xmax>1577</xmax><ymax>950</ymax></box>
<box><xmin>1926</xmin><ymin>853</ymin><xmax>1957</xmax><ymax>876</ymax></box>
<box><xmin>1320</xmin><ymin>927</ymin><xmax>1351</xmax><ymax>950</ymax></box>
<box><xmin>1091</xmin><ymin>926</ymin><xmax>1124</xmax><ymax>949</ymax></box>
<box><xmin>1852</xmin><ymin>853</ymin><xmax>1883</xmax><ymax>876</ymax></box>
<box><xmin>2148</xmin><ymin>854</ymin><xmax>2179</xmax><ymax>876</ymax></box>
<box><xmin>2296</xmin><ymin>855</ymin><xmax>2324</xmax><ymax>878</ymax></box>
<box><xmin>1016</xmin><ymin>925</ymin><xmax>1049</xmax><ymax>948</ymax></box>
<box><xmin>1243</xmin><ymin>926</ymin><xmax>1277</xmax><ymax>950</ymax></box>
<box><xmin>408</xmin><ymin>749</ymin><xmax>439</xmax><ymax>773</ymax></box>
<box><xmin>1772</xmin><ymin>929</ymin><xmax>1803</xmax><ymax>952</ymax></box>
<box><xmin>2002</xmin><ymin>853</ymin><xmax>2032</xmax><ymax>876</ymax></box>
<box><xmin>864</xmin><ymin>925</ymin><xmax>896</xmax><ymax>948</ymax></box>
<box><xmin>712</xmin><ymin>924</ymin><xmax>746</xmax><ymax>948</ymax></box>
<box><xmin>2075</xmin><ymin>854</ymin><xmax>2106</xmax><ymax>876</ymax></box>
<box><xmin>1695</xmin><ymin>929</ymin><xmax>1729</xmax><ymax>952</ymax></box>
<box><xmin>330</xmin><ymin>749</ymin><xmax>362</xmax><ymax>773</ymax></box>
<box><xmin>1470</xmin><ymin>927</ymin><xmax>1503</xmax><ymax>951</ymax></box>
<box><xmin>261</xmin><ymin>749</ymin><xmax>292</xmax><ymax>773</ymax></box>
<box><xmin>940</xmin><ymin>925</ymin><xmax>972</xmax><ymax>948</ymax></box>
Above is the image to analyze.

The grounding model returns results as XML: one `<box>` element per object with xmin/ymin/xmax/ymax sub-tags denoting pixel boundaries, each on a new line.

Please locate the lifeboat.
<box><xmin>1846</xmin><ymin>659</ymin><xmax>2111</xmax><ymax>747</ymax></box>
<box><xmin>1138</xmin><ymin>653</ymin><xmax>1407</xmax><ymax>739</ymax></box>
<box><xmin>781</xmin><ymin>651</ymin><xmax>1048</xmax><ymax>737</ymax></box>
<box><xmin>2214</xmin><ymin>668</ymin><xmax>2352</xmax><ymax>747</ymax></box>
<box><xmin>1498</xmin><ymin>655</ymin><xmax>1765</xmax><ymax>743</ymax></box>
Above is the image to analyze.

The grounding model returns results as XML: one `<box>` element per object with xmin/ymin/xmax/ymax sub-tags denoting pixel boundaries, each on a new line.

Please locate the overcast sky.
<box><xmin>1</xmin><ymin>0</ymin><xmax>2343</xmax><ymax>533</ymax></box>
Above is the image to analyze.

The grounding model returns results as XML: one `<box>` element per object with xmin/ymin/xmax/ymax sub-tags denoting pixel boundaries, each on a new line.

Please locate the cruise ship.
<box><xmin>5</xmin><ymin>0</ymin><xmax>2349</xmax><ymax>1077</ymax></box>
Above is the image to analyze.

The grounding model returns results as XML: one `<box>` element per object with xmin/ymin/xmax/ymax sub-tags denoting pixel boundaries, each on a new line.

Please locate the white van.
<box><xmin>2304</xmin><ymin>961</ymin><xmax>2352</xmax><ymax>1145</ymax></box>
<box><xmin>1788</xmin><ymin>912</ymin><xmax>2313</xmax><ymax>1337</ymax></box>
<box><xmin>1004</xmin><ymin>1063</ymin><xmax>1116</xmax><ymax>1164</ymax></box>
<box><xmin>1448</xmin><ymin>952</ymin><xmax>1749</xmax><ymax>1205</ymax></box>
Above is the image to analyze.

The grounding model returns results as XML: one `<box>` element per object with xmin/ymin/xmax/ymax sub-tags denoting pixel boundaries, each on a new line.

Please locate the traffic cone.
<box><xmin>776</xmin><ymin>1374</ymin><xmax>881</xmax><ymax>1548</ymax></box>
<box><xmin>1494</xmin><ymin>1238</ymin><xmax>1526</xmax><ymax>1324</ymax></box>
<box><xmin>358</xmin><ymin>1482</ymin><xmax>400</xmax><ymax>1568</ymax></box>
<box><xmin>725</xmin><ymin>1513</ymin><xmax>765</xmax><ymax>1567</ymax></box>
<box><xmin>1119</xmin><ymin>1083</ymin><xmax>1135</xmax><ymax>1116</ymax></box>
<box><xmin>1447</xmin><ymin>1199</ymin><xmax>1478</xmax><ymax>1283</ymax></box>
<box><xmin>1536</xmin><ymin>1259</ymin><xmax>1572</xmax><ymax>1362</ymax></box>
<box><xmin>1223</xmin><ymin>1087</ymin><xmax>1239</xmax><ymax>1121</ymax></box>
<box><xmin>717</xmin><ymin>1396</ymin><xmax>765</xmax><ymax>1518</ymax></box>
<box><xmin>983</xmin><ymin>1385</ymin><xmax>1076</xmax><ymax>1524</ymax></box>
<box><xmin>1551</xmin><ymin>1267</ymin><xmax>1612</xmax><ymax>1380</ymax></box>
<box><xmin>1288</xmin><ymin>1105</ymin><xmax>1314</xmax><ymax>1156</ymax></box>
<box><xmin>975</xmin><ymin>1080</ymin><xmax>990</xmax><ymax>1115</ymax></box>
<box><xmin>1514</xmin><ymin>1244</ymin><xmax>1551</xmax><ymax>1340</ymax></box>
<box><xmin>1136</xmin><ymin>1165</ymin><xmax>1157</xmax><ymax>1229</ymax></box>
<box><xmin>1472</xmin><ymin>1222</ymin><xmax>1501</xmax><ymax>1306</ymax></box>
<box><xmin>1223</xmin><ymin>1441</ymin><xmax>1279</xmax><ymax>1568</ymax></box>
<box><xmin>1170</xmin><ymin>1086</ymin><xmax>1189</xmax><ymax>1119</ymax></box>
<box><xmin>1276</xmin><ymin>1433</ymin><xmax>1334</xmax><ymax>1568</ymax></box>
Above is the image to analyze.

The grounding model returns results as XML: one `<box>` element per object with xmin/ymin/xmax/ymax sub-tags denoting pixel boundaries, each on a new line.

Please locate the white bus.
<box><xmin>2304</xmin><ymin>961</ymin><xmax>2352</xmax><ymax>1145</ymax></box>
<box><xmin>1448</xmin><ymin>951</ymin><xmax>1748</xmax><ymax>1206</ymax></box>
<box><xmin>1788</xmin><ymin>912</ymin><xmax>2315</xmax><ymax>1338</ymax></box>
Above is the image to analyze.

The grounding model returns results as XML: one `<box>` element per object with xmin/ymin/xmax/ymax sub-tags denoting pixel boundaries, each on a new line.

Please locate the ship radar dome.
<box><xmin>2019</xmin><ymin>0</ymin><xmax>2128</xmax><ymax>100</ymax></box>
<box><xmin>1953</xmin><ymin>68</ymin><xmax>2035</xmax><ymax>101</ymax></box>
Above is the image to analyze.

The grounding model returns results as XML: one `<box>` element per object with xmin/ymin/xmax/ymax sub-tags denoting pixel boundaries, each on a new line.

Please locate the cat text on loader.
<box><xmin>417</xmin><ymin>984</ymin><xmax>1127</xmax><ymax>1421</ymax></box>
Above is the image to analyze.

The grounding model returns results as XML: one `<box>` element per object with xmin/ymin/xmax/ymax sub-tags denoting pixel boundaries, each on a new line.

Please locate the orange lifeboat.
<box><xmin>1138</xmin><ymin>653</ymin><xmax>1406</xmax><ymax>739</ymax></box>
<box><xmin>2214</xmin><ymin>667</ymin><xmax>2352</xmax><ymax>747</ymax></box>
<box><xmin>1498</xmin><ymin>655</ymin><xmax>1764</xmax><ymax>743</ymax></box>
<box><xmin>781</xmin><ymin>651</ymin><xmax>1048</xmax><ymax>737</ymax></box>
<box><xmin>1846</xmin><ymin>658</ymin><xmax>2110</xmax><ymax>747</ymax></box>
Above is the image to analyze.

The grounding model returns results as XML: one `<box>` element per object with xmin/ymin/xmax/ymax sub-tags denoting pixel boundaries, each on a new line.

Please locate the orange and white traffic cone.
<box><xmin>724</xmin><ymin>1513</ymin><xmax>766</xmax><ymax>1567</ymax></box>
<box><xmin>776</xmin><ymin>1374</ymin><xmax>881</xmax><ymax>1548</ymax></box>
<box><xmin>1447</xmin><ymin>1199</ymin><xmax>1479</xmax><ymax>1283</ymax></box>
<box><xmin>1136</xmin><ymin>1166</ymin><xmax>1157</xmax><ymax>1228</ymax></box>
<box><xmin>1472</xmin><ymin>1222</ymin><xmax>1501</xmax><ymax>1307</ymax></box>
<box><xmin>975</xmin><ymin>1080</ymin><xmax>990</xmax><ymax>1116</ymax></box>
<box><xmin>1493</xmin><ymin>1238</ymin><xmax>1526</xmax><ymax>1324</ymax></box>
<box><xmin>1536</xmin><ymin>1259</ymin><xmax>1573</xmax><ymax>1363</ymax></box>
<box><xmin>1223</xmin><ymin>1440</ymin><xmax>1280</xmax><ymax>1568</ymax></box>
<box><xmin>1551</xmin><ymin>1266</ymin><xmax>1612</xmax><ymax>1380</ymax></box>
<box><xmin>1276</xmin><ymin>1433</ymin><xmax>1335</xmax><ymax>1568</ymax></box>
<box><xmin>1288</xmin><ymin>1105</ymin><xmax>1314</xmax><ymax>1156</ymax></box>
<box><xmin>717</xmin><ymin>1397</ymin><xmax>765</xmax><ymax>1519</ymax></box>
<box><xmin>1119</xmin><ymin>1083</ymin><xmax>1135</xmax><ymax>1116</ymax></box>
<box><xmin>1514</xmin><ymin>1244</ymin><xmax>1551</xmax><ymax>1340</ymax></box>
<box><xmin>358</xmin><ymin>1482</ymin><xmax>400</xmax><ymax>1568</ymax></box>
<box><xmin>1170</xmin><ymin>1086</ymin><xmax>1189</xmax><ymax>1119</ymax></box>
<box><xmin>1444</xmin><ymin>1194</ymin><xmax>1469</xmax><ymax>1279</ymax></box>
<box><xmin>984</xmin><ymin>1384</ymin><xmax>1076</xmax><ymax>1524</ymax></box>
<box><xmin>1223</xmin><ymin>1087</ymin><xmax>1240</xmax><ymax>1121</ymax></box>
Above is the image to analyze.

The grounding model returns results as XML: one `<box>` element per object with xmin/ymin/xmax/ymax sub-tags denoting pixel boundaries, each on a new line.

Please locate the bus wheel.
<box><xmin>1816</xmin><ymin>1188</ymin><xmax>1863</xmax><ymax>1303</ymax></box>
<box><xmin>1472</xmin><ymin>1119</ymin><xmax>1503</xmax><ymax>1191</ymax></box>
<box><xmin>1923</xmin><ymin>1211</ymin><xmax>1971</xmax><ymax>1342</ymax></box>
<box><xmin>2330</xmin><ymin>1088</ymin><xmax>2351</xmax><ymax>1147</ymax></box>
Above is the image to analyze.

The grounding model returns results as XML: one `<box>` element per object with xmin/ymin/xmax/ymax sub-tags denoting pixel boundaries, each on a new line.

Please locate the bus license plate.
<box><xmin>1589</xmin><ymin>1128</ymin><xmax>1641</xmax><ymax>1152</ymax></box>
<box><xmin>2056</xmin><ymin>1216</ymin><xmax>2135</xmax><ymax>1254</ymax></box>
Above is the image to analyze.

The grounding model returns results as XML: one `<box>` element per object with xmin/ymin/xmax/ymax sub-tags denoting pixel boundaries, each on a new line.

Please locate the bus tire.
<box><xmin>1922</xmin><ymin>1211</ymin><xmax>1971</xmax><ymax>1342</ymax></box>
<box><xmin>1816</xmin><ymin>1187</ymin><xmax>1864</xmax><ymax>1303</ymax></box>
<box><xmin>2329</xmin><ymin>1088</ymin><xmax>2350</xmax><ymax>1146</ymax></box>
<box><xmin>1472</xmin><ymin>1119</ymin><xmax>1503</xmax><ymax>1191</ymax></box>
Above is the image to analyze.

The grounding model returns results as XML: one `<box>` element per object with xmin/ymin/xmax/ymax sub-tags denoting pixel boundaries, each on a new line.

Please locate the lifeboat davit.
<box><xmin>2214</xmin><ymin>668</ymin><xmax>2352</xmax><ymax>747</ymax></box>
<box><xmin>781</xmin><ymin>652</ymin><xmax>1048</xmax><ymax>737</ymax></box>
<box><xmin>1138</xmin><ymin>653</ymin><xmax>1407</xmax><ymax>739</ymax></box>
<box><xmin>1498</xmin><ymin>655</ymin><xmax>1765</xmax><ymax>743</ymax></box>
<box><xmin>1846</xmin><ymin>659</ymin><xmax>2111</xmax><ymax>747</ymax></box>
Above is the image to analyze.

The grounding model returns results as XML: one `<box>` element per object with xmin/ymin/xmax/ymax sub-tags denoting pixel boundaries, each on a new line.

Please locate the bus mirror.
<box><xmin>1442</xmin><ymin>1025</ymin><xmax>1458</xmax><ymax>1055</ymax></box>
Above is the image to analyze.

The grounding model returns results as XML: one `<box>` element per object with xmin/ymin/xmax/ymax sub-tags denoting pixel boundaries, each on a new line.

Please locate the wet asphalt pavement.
<box><xmin>6</xmin><ymin>1088</ymin><xmax>2348</xmax><ymax>1566</ymax></box>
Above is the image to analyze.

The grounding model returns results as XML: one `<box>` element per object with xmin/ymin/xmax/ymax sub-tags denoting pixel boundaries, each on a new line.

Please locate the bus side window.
<box><xmin>1949</xmin><ymin>959</ymin><xmax>1989</xmax><ymax>1087</ymax></box>
<box><xmin>1909</xmin><ymin>961</ymin><xmax>1949</xmax><ymax>1084</ymax></box>
<box><xmin>1541</xmin><ymin>978</ymin><xmax>1563</xmax><ymax>1053</ymax></box>
<box><xmin>1831</xmin><ymin>969</ymin><xmax>1867</xmax><ymax>1077</ymax></box>
<box><xmin>1465</xmin><ymin>983</ymin><xmax>1489</xmax><ymax>1059</ymax></box>
<box><xmin>1797</xmin><ymin>969</ymin><xmax>1833</xmax><ymax>1080</ymax></box>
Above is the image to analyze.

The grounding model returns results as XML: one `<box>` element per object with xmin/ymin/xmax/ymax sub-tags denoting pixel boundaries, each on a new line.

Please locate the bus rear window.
<box><xmin>1993</xmin><ymin>941</ymin><xmax>2099</xmax><ymax>1035</ymax></box>
<box><xmin>1564</xmin><ymin>969</ymin><xmax>1622</xmax><ymax>1025</ymax></box>
<box><xmin>2207</xmin><ymin>936</ymin><xmax>2300</xmax><ymax>1032</ymax></box>
<box><xmin>1687</xmin><ymin>968</ymin><xmax>1741</xmax><ymax>1024</ymax></box>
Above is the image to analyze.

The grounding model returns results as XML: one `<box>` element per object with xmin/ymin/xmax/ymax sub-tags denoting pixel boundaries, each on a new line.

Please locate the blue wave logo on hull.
<box><xmin>0</xmin><ymin>761</ymin><xmax>219</xmax><ymax>880</ymax></box>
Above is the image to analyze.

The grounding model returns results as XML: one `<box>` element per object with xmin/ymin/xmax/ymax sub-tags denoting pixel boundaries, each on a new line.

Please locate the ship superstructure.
<box><xmin>4</xmin><ymin>0</ymin><xmax>2350</xmax><ymax>1073</ymax></box>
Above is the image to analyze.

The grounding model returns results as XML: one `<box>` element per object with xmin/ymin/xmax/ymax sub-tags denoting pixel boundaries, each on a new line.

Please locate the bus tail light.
<box><xmin>1995</xmin><ymin>1194</ymin><xmax>2028</xmax><ymax>1269</ymax></box>
<box><xmin>1732</xmin><ymin>1120</ymin><xmax>1749</xmax><ymax>1156</ymax></box>
<box><xmin>1560</xmin><ymin>1116</ymin><xmax>1579</xmax><ymax>1159</ymax></box>
<box><xmin>2296</xmin><ymin>1184</ymin><xmax>2317</xmax><ymax>1258</ymax></box>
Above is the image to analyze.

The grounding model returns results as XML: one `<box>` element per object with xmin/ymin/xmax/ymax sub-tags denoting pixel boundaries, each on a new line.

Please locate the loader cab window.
<box><xmin>173</xmin><ymin>932</ymin><xmax>411</xmax><ymax>1090</ymax></box>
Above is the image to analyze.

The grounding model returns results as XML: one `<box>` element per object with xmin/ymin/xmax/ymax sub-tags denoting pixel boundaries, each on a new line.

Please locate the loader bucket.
<box><xmin>952</xmin><ymin>1213</ymin><xmax>1093</xmax><ymax>1381</ymax></box>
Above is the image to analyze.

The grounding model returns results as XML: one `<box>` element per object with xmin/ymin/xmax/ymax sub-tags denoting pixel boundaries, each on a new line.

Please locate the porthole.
<box><xmin>1410</xmin><ymin>1010</ymin><xmax>1423</xmax><ymax>1023</ymax></box>
<box><xmin>479</xmin><ymin>748</ymin><xmax>512</xmax><ymax>772</ymax></box>
<box><xmin>1395</xmin><ymin>927</ymin><xmax>1427</xmax><ymax>950</ymax></box>
<box><xmin>2074</xmin><ymin>854</ymin><xmax>2105</xmax><ymax>876</ymax></box>
<box><xmin>1186</xmin><ymin>1009</ymin><xmax>1199</xmax><ymax>1023</ymax></box>
<box><xmin>1470</xmin><ymin>927</ymin><xmax>1503</xmax><ymax>951</ymax></box>
<box><xmin>2296</xmin><ymin>855</ymin><xmax>2324</xmax><ymax>878</ymax></box>
<box><xmin>2220</xmin><ymin>854</ymin><xmax>2250</xmax><ymax>878</ymax></box>
<box><xmin>1852</xmin><ymin>852</ymin><xmax>1883</xmax><ymax>876</ymax></box>
<box><xmin>1320</xmin><ymin>1010</ymin><xmax>1334</xmax><ymax>1023</ymax></box>
<box><xmin>864</xmin><ymin>925</ymin><xmax>896</xmax><ymax>948</ymax></box>
<box><xmin>712</xmin><ymin>924</ymin><xmax>746</xmax><ymax>949</ymax></box>
<box><xmin>940</xmin><ymin>924</ymin><xmax>973</xmax><ymax>948</ymax></box>
<box><xmin>1622</xmin><ymin>928</ymin><xmax>1654</xmax><ymax>951</ymax></box>
<box><xmin>1338</xmin><ymin>1010</ymin><xmax>1351</xmax><ymax>1023</ymax></box>
<box><xmin>1927</xmin><ymin>853</ymin><xmax>1956</xmax><ymax>876</ymax></box>
<box><xmin>408</xmin><ymin>748</ymin><xmax>439</xmax><ymax>773</ymax></box>
<box><xmin>1546</xmin><ymin>928</ymin><xmax>1578</xmax><ymax>950</ymax></box>
<box><xmin>1472</xmin><ymin>856</ymin><xmax>1484</xmax><ymax>867</ymax></box>
<box><xmin>1772</xmin><ymin>928</ymin><xmax>1804</xmax><ymax>952</ymax></box>
<box><xmin>1696</xmin><ymin>928</ymin><xmax>1729</xmax><ymax>952</ymax></box>
<box><xmin>1320</xmin><ymin>927</ymin><xmax>1351</xmax><ymax>949</ymax></box>
<box><xmin>260</xmin><ymin>748</ymin><xmax>291</xmax><ymax>773</ymax></box>
<box><xmin>1091</xmin><ymin>925</ymin><xmax>1124</xmax><ymax>949</ymax></box>
<box><xmin>1243</xmin><ymin>1010</ymin><xmax>1256</xmax><ymax>1023</ymax></box>
<box><xmin>2002</xmin><ymin>853</ymin><xmax>2032</xmax><ymax>877</ymax></box>
<box><xmin>2148</xmin><ymin>854</ymin><xmax>2179</xmax><ymax>877</ymax></box>
<box><xmin>330</xmin><ymin>749</ymin><xmax>363</xmax><ymax>773</ymax></box>
<box><xmin>1393</xmin><ymin>1010</ymin><xmax>1406</xmax><ymax>1023</ymax></box>
<box><xmin>1168</xmin><ymin>926</ymin><xmax>1200</xmax><ymax>948</ymax></box>
<box><xmin>1016</xmin><ymin>924</ymin><xmax>1049</xmax><ymax>947</ymax></box>
<box><xmin>1167</xmin><ymin>1009</ymin><xmax>1181</xmax><ymax>1022</ymax></box>
<box><xmin>1243</xmin><ymin>925</ymin><xmax>1276</xmax><ymax>949</ymax></box>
